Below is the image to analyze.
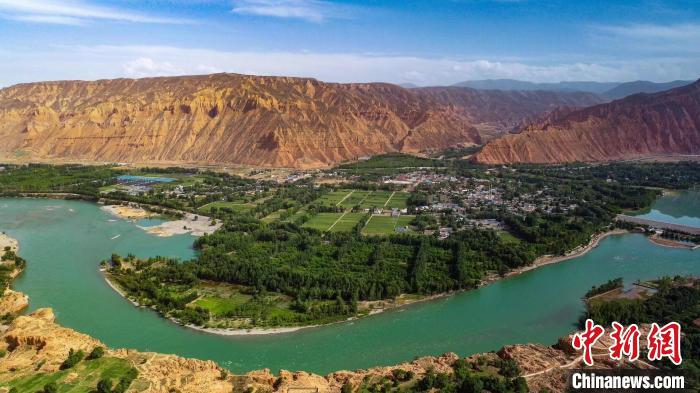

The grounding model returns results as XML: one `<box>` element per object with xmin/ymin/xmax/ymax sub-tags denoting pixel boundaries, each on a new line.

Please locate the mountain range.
<box><xmin>474</xmin><ymin>79</ymin><xmax>700</xmax><ymax>164</ymax></box>
<box><xmin>0</xmin><ymin>73</ymin><xmax>603</xmax><ymax>168</ymax></box>
<box><xmin>452</xmin><ymin>79</ymin><xmax>694</xmax><ymax>99</ymax></box>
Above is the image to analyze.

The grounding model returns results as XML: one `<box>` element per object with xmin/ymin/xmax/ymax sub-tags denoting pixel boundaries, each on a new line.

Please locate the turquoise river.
<box><xmin>1</xmin><ymin>191</ymin><xmax>698</xmax><ymax>375</ymax></box>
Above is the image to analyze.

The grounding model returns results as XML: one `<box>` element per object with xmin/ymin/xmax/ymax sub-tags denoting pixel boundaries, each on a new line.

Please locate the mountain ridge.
<box><xmin>474</xmin><ymin>79</ymin><xmax>700</xmax><ymax>164</ymax></box>
<box><xmin>0</xmin><ymin>73</ymin><xmax>604</xmax><ymax>169</ymax></box>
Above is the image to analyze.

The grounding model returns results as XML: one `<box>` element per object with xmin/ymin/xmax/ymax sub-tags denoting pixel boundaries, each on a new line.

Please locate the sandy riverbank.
<box><xmin>648</xmin><ymin>235</ymin><xmax>699</xmax><ymax>250</ymax></box>
<box><xmin>101</xmin><ymin>204</ymin><xmax>154</xmax><ymax>220</ymax></box>
<box><xmin>102</xmin><ymin>204</ymin><xmax>221</xmax><ymax>237</ymax></box>
<box><xmin>141</xmin><ymin>212</ymin><xmax>222</xmax><ymax>237</ymax></box>
<box><xmin>0</xmin><ymin>232</ymin><xmax>18</xmax><ymax>253</ymax></box>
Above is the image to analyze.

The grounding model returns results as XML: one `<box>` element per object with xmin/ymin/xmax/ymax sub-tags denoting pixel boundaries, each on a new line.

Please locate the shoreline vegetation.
<box><xmin>103</xmin><ymin>228</ymin><xmax>630</xmax><ymax>336</ymax></box>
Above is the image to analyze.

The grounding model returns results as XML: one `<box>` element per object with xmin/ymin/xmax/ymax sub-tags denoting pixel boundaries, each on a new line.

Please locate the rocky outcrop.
<box><xmin>0</xmin><ymin>290</ymin><xmax>28</xmax><ymax>317</ymax></box>
<box><xmin>0</xmin><ymin>304</ymin><xmax>658</xmax><ymax>393</ymax></box>
<box><xmin>0</xmin><ymin>74</ymin><xmax>604</xmax><ymax>168</ymax></box>
<box><xmin>474</xmin><ymin>79</ymin><xmax>700</xmax><ymax>164</ymax></box>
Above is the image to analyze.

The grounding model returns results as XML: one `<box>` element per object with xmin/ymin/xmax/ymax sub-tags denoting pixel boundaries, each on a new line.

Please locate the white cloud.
<box><xmin>0</xmin><ymin>0</ymin><xmax>191</xmax><ymax>25</ymax></box>
<box><xmin>0</xmin><ymin>44</ymin><xmax>698</xmax><ymax>87</ymax></box>
<box><xmin>123</xmin><ymin>57</ymin><xmax>182</xmax><ymax>78</ymax></box>
<box><xmin>231</xmin><ymin>0</ymin><xmax>350</xmax><ymax>22</ymax></box>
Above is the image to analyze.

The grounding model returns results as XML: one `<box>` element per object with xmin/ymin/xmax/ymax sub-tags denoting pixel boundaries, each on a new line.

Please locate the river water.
<box><xmin>0</xmin><ymin>192</ymin><xmax>698</xmax><ymax>374</ymax></box>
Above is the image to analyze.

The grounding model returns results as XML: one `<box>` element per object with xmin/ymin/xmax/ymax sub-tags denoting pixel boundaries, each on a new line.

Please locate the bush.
<box><xmin>96</xmin><ymin>378</ymin><xmax>113</xmax><ymax>393</ymax></box>
<box><xmin>59</xmin><ymin>348</ymin><xmax>85</xmax><ymax>370</ymax></box>
<box><xmin>42</xmin><ymin>382</ymin><xmax>58</xmax><ymax>393</ymax></box>
<box><xmin>87</xmin><ymin>346</ymin><xmax>105</xmax><ymax>360</ymax></box>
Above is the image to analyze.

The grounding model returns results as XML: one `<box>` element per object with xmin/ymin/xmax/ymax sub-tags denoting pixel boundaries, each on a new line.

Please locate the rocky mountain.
<box><xmin>0</xmin><ymin>73</ymin><xmax>603</xmax><ymax>168</ymax></box>
<box><xmin>602</xmin><ymin>80</ymin><xmax>694</xmax><ymax>100</ymax></box>
<box><xmin>474</xmin><ymin>80</ymin><xmax>700</xmax><ymax>164</ymax></box>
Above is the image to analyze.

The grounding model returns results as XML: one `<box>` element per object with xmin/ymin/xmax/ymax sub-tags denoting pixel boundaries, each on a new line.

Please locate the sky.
<box><xmin>0</xmin><ymin>0</ymin><xmax>699</xmax><ymax>87</ymax></box>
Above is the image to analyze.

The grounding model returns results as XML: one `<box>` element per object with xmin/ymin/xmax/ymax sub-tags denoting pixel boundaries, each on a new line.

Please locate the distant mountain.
<box><xmin>0</xmin><ymin>73</ymin><xmax>605</xmax><ymax>169</ymax></box>
<box><xmin>399</xmin><ymin>82</ymin><xmax>419</xmax><ymax>88</ymax></box>
<box><xmin>474</xmin><ymin>79</ymin><xmax>700</xmax><ymax>164</ymax></box>
<box><xmin>452</xmin><ymin>79</ymin><xmax>618</xmax><ymax>94</ymax></box>
<box><xmin>602</xmin><ymin>80</ymin><xmax>694</xmax><ymax>100</ymax></box>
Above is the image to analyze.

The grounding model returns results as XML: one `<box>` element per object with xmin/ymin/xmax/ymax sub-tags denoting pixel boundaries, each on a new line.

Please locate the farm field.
<box><xmin>328</xmin><ymin>212</ymin><xmax>366</xmax><ymax>232</ymax></box>
<box><xmin>302</xmin><ymin>212</ymin><xmax>345</xmax><ymax>231</ymax></box>
<box><xmin>363</xmin><ymin>215</ymin><xmax>415</xmax><ymax>235</ymax></box>
<box><xmin>384</xmin><ymin>192</ymin><xmax>410</xmax><ymax>209</ymax></box>
<box><xmin>338</xmin><ymin>191</ymin><xmax>372</xmax><ymax>209</ymax></box>
<box><xmin>315</xmin><ymin>190</ymin><xmax>354</xmax><ymax>207</ymax></box>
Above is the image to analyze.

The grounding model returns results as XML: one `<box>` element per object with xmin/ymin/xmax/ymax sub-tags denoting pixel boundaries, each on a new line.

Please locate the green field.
<box><xmin>315</xmin><ymin>190</ymin><xmax>354</xmax><ymax>207</ymax></box>
<box><xmin>361</xmin><ymin>191</ymin><xmax>393</xmax><ymax>208</ymax></box>
<box><xmin>384</xmin><ymin>192</ymin><xmax>410</xmax><ymax>209</ymax></box>
<box><xmin>302</xmin><ymin>213</ymin><xmax>345</xmax><ymax>231</ymax></box>
<box><xmin>4</xmin><ymin>357</ymin><xmax>135</xmax><ymax>393</ymax></box>
<box><xmin>363</xmin><ymin>215</ymin><xmax>415</xmax><ymax>235</ymax></box>
<box><xmin>328</xmin><ymin>213</ymin><xmax>365</xmax><ymax>232</ymax></box>
<box><xmin>338</xmin><ymin>191</ymin><xmax>372</xmax><ymax>209</ymax></box>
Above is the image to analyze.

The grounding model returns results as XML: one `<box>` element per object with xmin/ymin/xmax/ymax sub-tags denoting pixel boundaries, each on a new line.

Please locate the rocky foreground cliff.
<box><xmin>0</xmin><ymin>307</ymin><xmax>654</xmax><ymax>393</ymax></box>
<box><xmin>474</xmin><ymin>79</ymin><xmax>700</xmax><ymax>164</ymax></box>
<box><xmin>0</xmin><ymin>73</ymin><xmax>602</xmax><ymax>168</ymax></box>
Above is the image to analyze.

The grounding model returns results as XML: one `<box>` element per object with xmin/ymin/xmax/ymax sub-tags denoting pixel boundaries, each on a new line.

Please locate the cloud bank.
<box><xmin>1</xmin><ymin>44</ymin><xmax>697</xmax><ymax>88</ymax></box>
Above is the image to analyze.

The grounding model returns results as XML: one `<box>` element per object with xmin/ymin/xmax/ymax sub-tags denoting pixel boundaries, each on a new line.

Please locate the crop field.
<box><xmin>384</xmin><ymin>192</ymin><xmax>410</xmax><ymax>209</ymax></box>
<box><xmin>316</xmin><ymin>190</ymin><xmax>354</xmax><ymax>206</ymax></box>
<box><xmin>312</xmin><ymin>190</ymin><xmax>411</xmax><ymax>210</ymax></box>
<box><xmin>338</xmin><ymin>191</ymin><xmax>372</xmax><ymax>209</ymax></box>
<box><xmin>302</xmin><ymin>213</ymin><xmax>345</xmax><ymax>231</ymax></box>
<box><xmin>328</xmin><ymin>212</ymin><xmax>365</xmax><ymax>232</ymax></box>
<box><xmin>363</xmin><ymin>215</ymin><xmax>415</xmax><ymax>235</ymax></box>
<box><xmin>361</xmin><ymin>191</ymin><xmax>393</xmax><ymax>208</ymax></box>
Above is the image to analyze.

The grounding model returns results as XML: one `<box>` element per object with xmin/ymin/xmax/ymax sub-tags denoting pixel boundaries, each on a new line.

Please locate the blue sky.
<box><xmin>0</xmin><ymin>0</ymin><xmax>699</xmax><ymax>86</ymax></box>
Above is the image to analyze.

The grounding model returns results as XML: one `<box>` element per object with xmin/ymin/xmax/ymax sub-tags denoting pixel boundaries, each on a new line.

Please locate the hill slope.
<box><xmin>602</xmin><ymin>80</ymin><xmax>694</xmax><ymax>100</ymax></box>
<box><xmin>0</xmin><ymin>73</ymin><xmax>603</xmax><ymax>168</ymax></box>
<box><xmin>474</xmin><ymin>80</ymin><xmax>700</xmax><ymax>164</ymax></box>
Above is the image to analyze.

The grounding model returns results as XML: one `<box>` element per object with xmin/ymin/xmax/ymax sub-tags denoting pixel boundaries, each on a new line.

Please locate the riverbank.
<box><xmin>102</xmin><ymin>203</ymin><xmax>221</xmax><ymax>237</ymax></box>
<box><xmin>0</xmin><ymin>232</ymin><xmax>18</xmax><ymax>253</ymax></box>
<box><xmin>648</xmin><ymin>234</ymin><xmax>699</xmax><ymax>250</ymax></box>
<box><xmin>482</xmin><ymin>229</ymin><xmax>628</xmax><ymax>285</ymax></box>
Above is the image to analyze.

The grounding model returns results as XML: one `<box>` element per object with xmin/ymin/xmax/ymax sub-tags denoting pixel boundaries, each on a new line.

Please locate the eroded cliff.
<box><xmin>475</xmin><ymin>80</ymin><xmax>700</xmax><ymax>164</ymax></box>
<box><xmin>0</xmin><ymin>74</ymin><xmax>603</xmax><ymax>168</ymax></box>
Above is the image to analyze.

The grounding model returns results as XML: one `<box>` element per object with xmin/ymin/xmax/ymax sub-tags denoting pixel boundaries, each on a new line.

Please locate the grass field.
<box><xmin>315</xmin><ymin>190</ymin><xmax>354</xmax><ymax>207</ymax></box>
<box><xmin>328</xmin><ymin>213</ymin><xmax>365</xmax><ymax>232</ymax></box>
<box><xmin>363</xmin><ymin>215</ymin><xmax>415</xmax><ymax>235</ymax></box>
<box><xmin>384</xmin><ymin>192</ymin><xmax>410</xmax><ymax>209</ymax></box>
<box><xmin>312</xmin><ymin>190</ymin><xmax>411</xmax><ymax>210</ymax></box>
<box><xmin>302</xmin><ymin>213</ymin><xmax>345</xmax><ymax>231</ymax></box>
<box><xmin>339</xmin><ymin>191</ymin><xmax>372</xmax><ymax>209</ymax></box>
<box><xmin>4</xmin><ymin>357</ymin><xmax>134</xmax><ymax>393</ymax></box>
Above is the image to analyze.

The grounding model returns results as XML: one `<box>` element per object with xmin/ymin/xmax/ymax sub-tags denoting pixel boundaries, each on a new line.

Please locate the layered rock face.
<box><xmin>0</xmin><ymin>73</ymin><xmax>603</xmax><ymax>168</ymax></box>
<box><xmin>475</xmin><ymin>80</ymin><xmax>700</xmax><ymax>164</ymax></box>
